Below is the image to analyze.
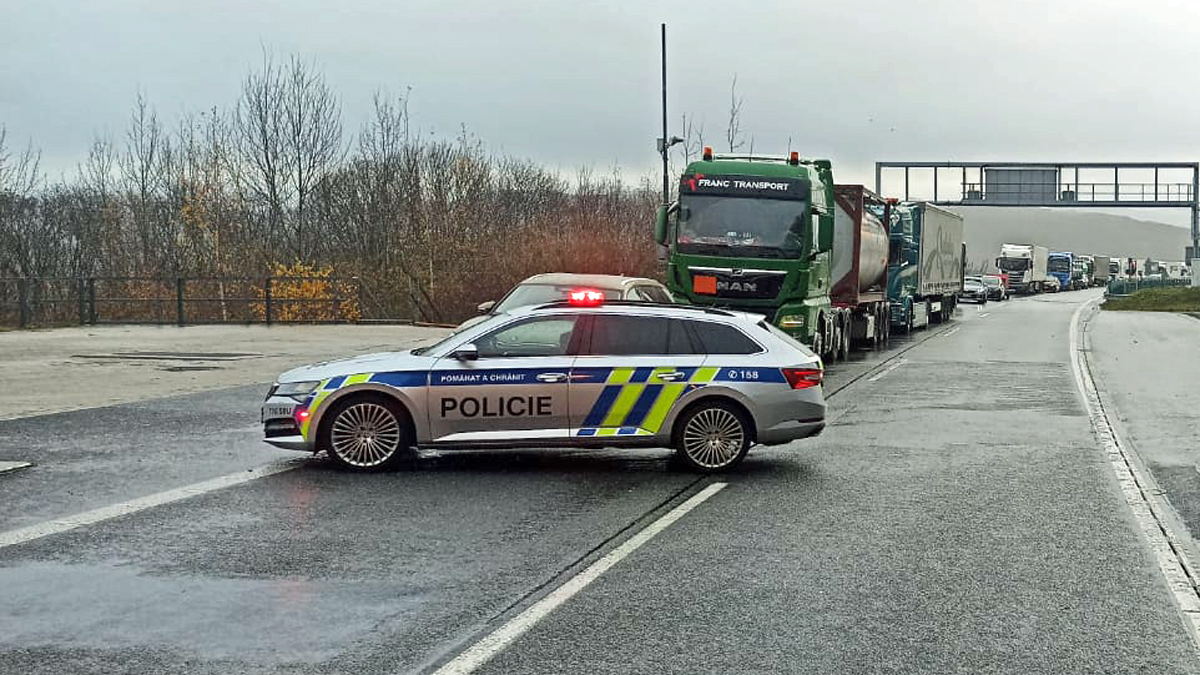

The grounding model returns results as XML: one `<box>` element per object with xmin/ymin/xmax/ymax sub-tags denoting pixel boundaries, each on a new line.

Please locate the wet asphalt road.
<box><xmin>2</xmin><ymin>294</ymin><xmax>1197</xmax><ymax>674</ymax></box>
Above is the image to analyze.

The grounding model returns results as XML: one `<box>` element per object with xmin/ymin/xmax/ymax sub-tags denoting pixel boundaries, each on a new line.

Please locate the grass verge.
<box><xmin>1102</xmin><ymin>286</ymin><xmax>1200</xmax><ymax>312</ymax></box>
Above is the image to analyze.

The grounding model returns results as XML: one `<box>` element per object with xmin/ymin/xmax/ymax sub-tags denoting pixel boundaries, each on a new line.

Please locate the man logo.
<box><xmin>717</xmin><ymin>280</ymin><xmax>758</xmax><ymax>292</ymax></box>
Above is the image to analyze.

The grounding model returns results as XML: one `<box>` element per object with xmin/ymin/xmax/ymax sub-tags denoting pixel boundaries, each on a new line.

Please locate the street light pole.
<box><xmin>658</xmin><ymin>23</ymin><xmax>683</xmax><ymax>206</ymax></box>
<box><xmin>661</xmin><ymin>23</ymin><xmax>669</xmax><ymax>205</ymax></box>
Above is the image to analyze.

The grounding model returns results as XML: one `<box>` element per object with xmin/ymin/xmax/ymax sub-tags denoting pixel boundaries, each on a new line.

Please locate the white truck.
<box><xmin>996</xmin><ymin>243</ymin><xmax>1050</xmax><ymax>294</ymax></box>
<box><xmin>1092</xmin><ymin>255</ymin><xmax>1111</xmax><ymax>287</ymax></box>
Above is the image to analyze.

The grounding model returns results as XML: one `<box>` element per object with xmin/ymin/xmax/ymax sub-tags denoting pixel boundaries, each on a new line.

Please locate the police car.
<box><xmin>261</xmin><ymin>290</ymin><xmax>826</xmax><ymax>473</ymax></box>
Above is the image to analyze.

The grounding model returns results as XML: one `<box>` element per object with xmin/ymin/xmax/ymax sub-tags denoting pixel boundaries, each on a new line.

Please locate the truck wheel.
<box><xmin>811</xmin><ymin>317</ymin><xmax>824</xmax><ymax>360</ymax></box>
<box><xmin>839</xmin><ymin>315</ymin><xmax>851</xmax><ymax>361</ymax></box>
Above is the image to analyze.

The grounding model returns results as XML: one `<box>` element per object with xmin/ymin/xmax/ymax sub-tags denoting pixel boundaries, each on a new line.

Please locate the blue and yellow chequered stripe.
<box><xmin>576</xmin><ymin>366</ymin><xmax>719</xmax><ymax>437</ymax></box>
<box><xmin>299</xmin><ymin>373</ymin><xmax>372</xmax><ymax>439</ymax></box>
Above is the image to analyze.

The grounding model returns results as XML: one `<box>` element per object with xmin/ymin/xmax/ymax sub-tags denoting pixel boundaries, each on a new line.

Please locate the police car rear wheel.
<box><xmin>675</xmin><ymin>401</ymin><xmax>750</xmax><ymax>472</ymax></box>
<box><xmin>324</xmin><ymin>395</ymin><xmax>412</xmax><ymax>471</ymax></box>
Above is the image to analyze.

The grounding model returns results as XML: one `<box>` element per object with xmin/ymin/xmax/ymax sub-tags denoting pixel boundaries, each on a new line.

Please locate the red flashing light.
<box><xmin>886</xmin><ymin>197</ymin><xmax>899</xmax><ymax>205</ymax></box>
<box><xmin>568</xmin><ymin>289</ymin><xmax>605</xmax><ymax>306</ymax></box>
<box><xmin>702</xmin><ymin>145</ymin><xmax>713</xmax><ymax>161</ymax></box>
<box><xmin>788</xmin><ymin>151</ymin><xmax>800</xmax><ymax>165</ymax></box>
<box><xmin>781</xmin><ymin>367</ymin><xmax>823</xmax><ymax>390</ymax></box>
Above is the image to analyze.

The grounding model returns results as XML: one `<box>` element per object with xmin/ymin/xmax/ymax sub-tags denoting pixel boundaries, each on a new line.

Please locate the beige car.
<box><xmin>458</xmin><ymin>273</ymin><xmax>674</xmax><ymax>330</ymax></box>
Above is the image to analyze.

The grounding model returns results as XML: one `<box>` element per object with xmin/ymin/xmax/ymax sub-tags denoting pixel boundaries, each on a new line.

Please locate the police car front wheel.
<box><xmin>674</xmin><ymin>401</ymin><xmax>751</xmax><ymax>472</ymax></box>
<box><xmin>322</xmin><ymin>394</ymin><xmax>414</xmax><ymax>471</ymax></box>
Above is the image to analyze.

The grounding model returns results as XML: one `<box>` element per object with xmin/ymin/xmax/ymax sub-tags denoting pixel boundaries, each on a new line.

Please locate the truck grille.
<box><xmin>690</xmin><ymin>268</ymin><xmax>786</xmax><ymax>300</ymax></box>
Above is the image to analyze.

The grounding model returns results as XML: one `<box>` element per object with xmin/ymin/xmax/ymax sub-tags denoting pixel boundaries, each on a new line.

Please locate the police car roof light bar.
<box><xmin>568</xmin><ymin>289</ymin><xmax>606</xmax><ymax>306</ymax></box>
<box><xmin>531</xmin><ymin>299</ymin><xmax>736</xmax><ymax>317</ymax></box>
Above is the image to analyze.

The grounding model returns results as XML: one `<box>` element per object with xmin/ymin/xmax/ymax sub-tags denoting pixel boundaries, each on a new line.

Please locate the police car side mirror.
<box><xmin>477</xmin><ymin>300</ymin><xmax>495</xmax><ymax>314</ymax></box>
<box><xmin>452</xmin><ymin>343</ymin><xmax>479</xmax><ymax>361</ymax></box>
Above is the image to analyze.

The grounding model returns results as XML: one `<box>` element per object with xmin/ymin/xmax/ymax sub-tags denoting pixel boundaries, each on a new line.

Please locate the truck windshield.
<box><xmin>997</xmin><ymin>257</ymin><xmax>1030</xmax><ymax>272</ymax></box>
<box><xmin>676</xmin><ymin>195</ymin><xmax>806</xmax><ymax>257</ymax></box>
<box><xmin>1048</xmin><ymin>258</ymin><xmax>1072</xmax><ymax>273</ymax></box>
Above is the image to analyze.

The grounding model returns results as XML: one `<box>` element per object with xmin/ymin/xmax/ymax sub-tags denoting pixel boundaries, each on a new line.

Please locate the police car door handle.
<box><xmin>536</xmin><ymin>372</ymin><xmax>569</xmax><ymax>383</ymax></box>
<box><xmin>655</xmin><ymin>371</ymin><xmax>686</xmax><ymax>382</ymax></box>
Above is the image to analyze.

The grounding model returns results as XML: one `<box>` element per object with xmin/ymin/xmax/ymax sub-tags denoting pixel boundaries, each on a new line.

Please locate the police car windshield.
<box><xmin>494</xmin><ymin>284</ymin><xmax>619</xmax><ymax>313</ymax></box>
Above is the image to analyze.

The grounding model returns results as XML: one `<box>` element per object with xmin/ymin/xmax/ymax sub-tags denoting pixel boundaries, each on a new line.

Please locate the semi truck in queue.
<box><xmin>886</xmin><ymin>201</ymin><xmax>965</xmax><ymax>333</ymax></box>
<box><xmin>655</xmin><ymin>147</ymin><xmax>843</xmax><ymax>360</ymax></box>
<box><xmin>654</xmin><ymin>147</ymin><xmax>972</xmax><ymax>360</ymax></box>
<box><xmin>1047</xmin><ymin>251</ymin><xmax>1075</xmax><ymax>291</ymax></box>
<box><xmin>997</xmin><ymin>244</ymin><xmax>1050</xmax><ymax>294</ymax></box>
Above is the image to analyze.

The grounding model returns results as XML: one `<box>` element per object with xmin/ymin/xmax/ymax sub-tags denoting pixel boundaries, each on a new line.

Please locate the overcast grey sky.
<box><xmin>4</xmin><ymin>0</ymin><xmax>1200</xmax><ymax>223</ymax></box>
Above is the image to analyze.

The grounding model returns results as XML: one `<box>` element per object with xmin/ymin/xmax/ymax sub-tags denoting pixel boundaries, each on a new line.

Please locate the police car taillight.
<box><xmin>568</xmin><ymin>289</ymin><xmax>605</xmax><ymax>306</ymax></box>
<box><xmin>782</xmin><ymin>367</ymin><xmax>823</xmax><ymax>389</ymax></box>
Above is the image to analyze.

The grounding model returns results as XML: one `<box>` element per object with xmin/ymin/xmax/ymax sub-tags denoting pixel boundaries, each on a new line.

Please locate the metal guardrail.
<box><xmin>1105</xmin><ymin>276</ymin><xmax>1193</xmax><ymax>297</ymax></box>
<box><xmin>0</xmin><ymin>276</ymin><xmax>365</xmax><ymax>329</ymax></box>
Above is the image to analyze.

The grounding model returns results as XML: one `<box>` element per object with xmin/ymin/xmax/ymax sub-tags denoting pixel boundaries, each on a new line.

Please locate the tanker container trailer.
<box><xmin>829</xmin><ymin>185</ymin><xmax>891</xmax><ymax>356</ymax></box>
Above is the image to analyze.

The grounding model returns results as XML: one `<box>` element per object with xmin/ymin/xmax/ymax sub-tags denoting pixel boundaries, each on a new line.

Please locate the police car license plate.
<box><xmin>263</xmin><ymin>404</ymin><xmax>295</xmax><ymax>421</ymax></box>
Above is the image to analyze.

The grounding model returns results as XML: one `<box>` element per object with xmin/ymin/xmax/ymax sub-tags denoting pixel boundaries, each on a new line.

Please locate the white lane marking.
<box><xmin>0</xmin><ymin>459</ymin><xmax>304</xmax><ymax>550</ymax></box>
<box><xmin>0</xmin><ymin>461</ymin><xmax>33</xmax><ymax>475</ymax></box>
<box><xmin>943</xmin><ymin>327</ymin><xmax>961</xmax><ymax>337</ymax></box>
<box><xmin>978</xmin><ymin>312</ymin><xmax>990</xmax><ymax>318</ymax></box>
<box><xmin>866</xmin><ymin>358</ymin><xmax>907</xmax><ymax>383</ymax></box>
<box><xmin>432</xmin><ymin>482</ymin><xmax>728</xmax><ymax>675</ymax></box>
<box><xmin>1070</xmin><ymin>299</ymin><xmax>1200</xmax><ymax>651</ymax></box>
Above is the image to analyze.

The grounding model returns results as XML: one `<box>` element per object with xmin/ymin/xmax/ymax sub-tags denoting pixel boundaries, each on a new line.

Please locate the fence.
<box><xmin>0</xmin><ymin>276</ymin><xmax>369</xmax><ymax>328</ymax></box>
<box><xmin>1105</xmin><ymin>276</ymin><xmax>1193</xmax><ymax>297</ymax></box>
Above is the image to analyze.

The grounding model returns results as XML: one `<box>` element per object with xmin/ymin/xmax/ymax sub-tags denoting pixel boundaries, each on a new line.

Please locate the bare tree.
<box><xmin>284</xmin><ymin>55</ymin><xmax>344</xmax><ymax>259</ymax></box>
<box><xmin>679</xmin><ymin>113</ymin><xmax>705</xmax><ymax>165</ymax></box>
<box><xmin>0</xmin><ymin>127</ymin><xmax>45</xmax><ymax>278</ymax></box>
<box><xmin>726</xmin><ymin>74</ymin><xmax>745</xmax><ymax>153</ymax></box>
<box><xmin>120</xmin><ymin>93</ymin><xmax>167</xmax><ymax>271</ymax></box>
<box><xmin>233</xmin><ymin>52</ymin><xmax>290</xmax><ymax>248</ymax></box>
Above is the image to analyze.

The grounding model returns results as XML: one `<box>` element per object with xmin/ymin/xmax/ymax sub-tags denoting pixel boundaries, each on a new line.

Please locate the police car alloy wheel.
<box><xmin>675</xmin><ymin>401</ymin><xmax>751</xmax><ymax>472</ymax></box>
<box><xmin>322</xmin><ymin>395</ymin><xmax>412</xmax><ymax>471</ymax></box>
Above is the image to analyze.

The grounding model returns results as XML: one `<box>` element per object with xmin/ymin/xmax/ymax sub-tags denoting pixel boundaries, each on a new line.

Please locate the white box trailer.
<box><xmin>915</xmin><ymin>203</ymin><xmax>965</xmax><ymax>299</ymax></box>
<box><xmin>1092</xmin><ymin>255</ymin><xmax>1111</xmax><ymax>286</ymax></box>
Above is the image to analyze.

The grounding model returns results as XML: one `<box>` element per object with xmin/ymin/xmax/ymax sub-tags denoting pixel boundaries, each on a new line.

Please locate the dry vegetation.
<box><xmin>0</xmin><ymin>55</ymin><xmax>660</xmax><ymax>325</ymax></box>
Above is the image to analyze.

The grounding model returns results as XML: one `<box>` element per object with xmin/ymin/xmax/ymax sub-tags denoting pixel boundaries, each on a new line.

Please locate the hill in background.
<box><xmin>947</xmin><ymin>207</ymin><xmax>1191</xmax><ymax>272</ymax></box>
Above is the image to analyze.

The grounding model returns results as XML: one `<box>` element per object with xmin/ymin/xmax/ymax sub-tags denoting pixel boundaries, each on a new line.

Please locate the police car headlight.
<box><xmin>274</xmin><ymin>380</ymin><xmax>321</xmax><ymax>400</ymax></box>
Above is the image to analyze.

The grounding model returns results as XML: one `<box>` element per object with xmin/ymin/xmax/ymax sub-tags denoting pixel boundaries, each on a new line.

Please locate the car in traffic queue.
<box><xmin>1043</xmin><ymin>275</ymin><xmax>1061</xmax><ymax>293</ymax></box>
<box><xmin>262</xmin><ymin>291</ymin><xmax>826</xmax><ymax>473</ymax></box>
<box><xmin>980</xmin><ymin>274</ymin><xmax>1008</xmax><ymax>301</ymax></box>
<box><xmin>959</xmin><ymin>277</ymin><xmax>989</xmax><ymax>304</ymax></box>
<box><xmin>458</xmin><ymin>273</ymin><xmax>674</xmax><ymax>330</ymax></box>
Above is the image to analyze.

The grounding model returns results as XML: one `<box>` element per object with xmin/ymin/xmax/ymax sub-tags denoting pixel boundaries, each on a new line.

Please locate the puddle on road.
<box><xmin>0</xmin><ymin>560</ymin><xmax>425</xmax><ymax>662</ymax></box>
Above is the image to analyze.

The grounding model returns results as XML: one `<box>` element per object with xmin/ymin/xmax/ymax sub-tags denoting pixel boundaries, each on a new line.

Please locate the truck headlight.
<box><xmin>274</xmin><ymin>380</ymin><xmax>321</xmax><ymax>400</ymax></box>
<box><xmin>779</xmin><ymin>315</ymin><xmax>805</xmax><ymax>328</ymax></box>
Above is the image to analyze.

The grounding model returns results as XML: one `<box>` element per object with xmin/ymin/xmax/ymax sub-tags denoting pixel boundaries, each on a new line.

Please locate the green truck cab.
<box><xmin>654</xmin><ymin>150</ymin><xmax>835</xmax><ymax>352</ymax></box>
